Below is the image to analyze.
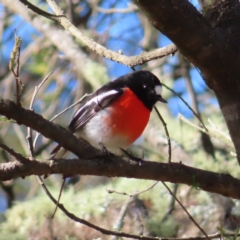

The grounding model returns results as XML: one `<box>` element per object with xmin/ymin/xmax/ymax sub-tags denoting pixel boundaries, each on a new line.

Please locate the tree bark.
<box><xmin>0</xmin><ymin>99</ymin><xmax>240</xmax><ymax>199</ymax></box>
<box><xmin>0</xmin><ymin>99</ymin><xmax>100</xmax><ymax>159</ymax></box>
<box><xmin>2</xmin><ymin>157</ymin><xmax>240</xmax><ymax>200</ymax></box>
<box><xmin>133</xmin><ymin>0</ymin><xmax>240</xmax><ymax>163</ymax></box>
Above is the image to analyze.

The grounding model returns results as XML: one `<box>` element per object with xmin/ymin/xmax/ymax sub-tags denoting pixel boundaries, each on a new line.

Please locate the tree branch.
<box><xmin>95</xmin><ymin>5</ymin><xmax>138</xmax><ymax>14</ymax></box>
<box><xmin>19</xmin><ymin>0</ymin><xmax>178</xmax><ymax>67</ymax></box>
<box><xmin>1</xmin><ymin>156</ymin><xmax>240</xmax><ymax>200</ymax></box>
<box><xmin>2</xmin><ymin>0</ymin><xmax>102</xmax><ymax>80</ymax></box>
<box><xmin>132</xmin><ymin>0</ymin><xmax>240</xmax><ymax>164</ymax></box>
<box><xmin>0</xmin><ymin>98</ymin><xmax>100</xmax><ymax>159</ymax></box>
<box><xmin>133</xmin><ymin>0</ymin><xmax>209</xmax><ymax>66</ymax></box>
<box><xmin>0</xmin><ymin>98</ymin><xmax>240</xmax><ymax>199</ymax></box>
<box><xmin>35</xmin><ymin>176</ymin><xmax>240</xmax><ymax>240</ymax></box>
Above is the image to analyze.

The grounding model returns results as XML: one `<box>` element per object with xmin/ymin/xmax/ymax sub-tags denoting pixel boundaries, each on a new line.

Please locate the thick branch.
<box><xmin>0</xmin><ymin>98</ymin><xmax>240</xmax><ymax>199</ymax></box>
<box><xmin>133</xmin><ymin>0</ymin><xmax>211</xmax><ymax>68</ymax></box>
<box><xmin>1</xmin><ymin>158</ymin><xmax>240</xmax><ymax>200</ymax></box>
<box><xmin>0</xmin><ymin>99</ymin><xmax>99</xmax><ymax>158</ymax></box>
<box><xmin>133</xmin><ymin>0</ymin><xmax>240</xmax><ymax>163</ymax></box>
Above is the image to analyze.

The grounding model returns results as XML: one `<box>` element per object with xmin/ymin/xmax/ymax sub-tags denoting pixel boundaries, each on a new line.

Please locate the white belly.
<box><xmin>75</xmin><ymin>110</ymin><xmax>130</xmax><ymax>154</ymax></box>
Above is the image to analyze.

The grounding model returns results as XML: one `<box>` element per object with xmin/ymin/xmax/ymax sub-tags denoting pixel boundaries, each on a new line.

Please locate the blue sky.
<box><xmin>0</xmin><ymin>0</ymin><xmax>220</xmax><ymax>213</ymax></box>
<box><xmin>0</xmin><ymin>0</ymin><xmax>215</xmax><ymax>117</ymax></box>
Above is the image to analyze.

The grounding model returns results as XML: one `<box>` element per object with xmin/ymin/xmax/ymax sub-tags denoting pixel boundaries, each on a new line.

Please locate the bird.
<box><xmin>51</xmin><ymin>70</ymin><xmax>167</xmax><ymax>159</ymax></box>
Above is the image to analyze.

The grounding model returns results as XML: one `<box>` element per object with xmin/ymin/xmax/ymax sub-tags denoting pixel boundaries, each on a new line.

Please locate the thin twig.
<box><xmin>111</xmin><ymin>197</ymin><xmax>132</xmax><ymax>235</ymax></box>
<box><xmin>106</xmin><ymin>189</ymin><xmax>129</xmax><ymax>196</ymax></box>
<box><xmin>27</xmin><ymin>71</ymin><xmax>53</xmax><ymax>157</ymax></box>
<box><xmin>26</xmin><ymin>119</ymin><xmax>34</xmax><ymax>157</ymax></box>
<box><xmin>95</xmin><ymin>5</ymin><xmax>138</xmax><ymax>14</ymax></box>
<box><xmin>161</xmin><ymin>181</ymin><xmax>210</xmax><ymax>240</ymax></box>
<box><xmin>178</xmin><ymin>114</ymin><xmax>205</xmax><ymax>132</ymax></box>
<box><xmin>25</xmin><ymin>68</ymin><xmax>63</xmax><ymax>222</ymax></box>
<box><xmin>161</xmin><ymin>184</ymin><xmax>178</xmax><ymax>223</ymax></box>
<box><xmin>162</xmin><ymin>83</ymin><xmax>207</xmax><ymax>131</ymax></box>
<box><xmin>9</xmin><ymin>34</ymin><xmax>23</xmax><ymax>105</ymax></box>
<box><xmin>13</xmin><ymin>124</ymin><xmax>29</xmax><ymax>155</ymax></box>
<box><xmin>35</xmin><ymin>176</ymin><xmax>156</xmax><ymax>240</ymax></box>
<box><xmin>19</xmin><ymin>0</ymin><xmax>64</xmax><ymax>21</ymax></box>
<box><xmin>51</xmin><ymin>177</ymin><xmax>66</xmax><ymax>218</ymax></box>
<box><xmin>29</xmin><ymin>71</ymin><xmax>53</xmax><ymax>111</ymax></box>
<box><xmin>20</xmin><ymin>0</ymin><xmax>177</xmax><ymax>67</ymax></box>
<box><xmin>50</xmin><ymin>93</ymin><xmax>90</xmax><ymax>122</ymax></box>
<box><xmin>36</xmin><ymin>175</ymin><xmax>222</xmax><ymax>240</ymax></box>
<box><xmin>207</xmin><ymin>118</ymin><xmax>231</xmax><ymax>140</ymax></box>
<box><xmin>178</xmin><ymin>114</ymin><xmax>234</xmax><ymax>149</ymax></box>
<box><xmin>154</xmin><ymin>106</ymin><xmax>171</xmax><ymax>163</ymax></box>
<box><xmin>0</xmin><ymin>142</ymin><xmax>29</xmax><ymax>163</ymax></box>
<box><xmin>106</xmin><ymin>181</ymin><xmax>159</xmax><ymax>197</ymax></box>
<box><xmin>25</xmin><ymin>70</ymin><xmax>67</xmax><ymax>219</ymax></box>
<box><xmin>33</xmin><ymin>93</ymin><xmax>90</xmax><ymax>148</ymax></box>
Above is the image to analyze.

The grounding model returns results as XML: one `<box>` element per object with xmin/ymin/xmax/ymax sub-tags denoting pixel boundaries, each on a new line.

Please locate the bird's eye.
<box><xmin>143</xmin><ymin>84</ymin><xmax>147</xmax><ymax>89</ymax></box>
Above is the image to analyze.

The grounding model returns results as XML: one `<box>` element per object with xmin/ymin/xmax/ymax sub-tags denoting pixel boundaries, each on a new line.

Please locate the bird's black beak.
<box><xmin>158</xmin><ymin>95</ymin><xmax>167</xmax><ymax>103</ymax></box>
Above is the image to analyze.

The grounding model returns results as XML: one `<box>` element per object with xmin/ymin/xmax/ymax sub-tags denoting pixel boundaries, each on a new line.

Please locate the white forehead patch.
<box><xmin>155</xmin><ymin>85</ymin><xmax>162</xmax><ymax>95</ymax></box>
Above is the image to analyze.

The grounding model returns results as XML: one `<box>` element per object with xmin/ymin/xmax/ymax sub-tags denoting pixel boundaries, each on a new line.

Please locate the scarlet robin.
<box><xmin>51</xmin><ymin>70</ymin><xmax>166</xmax><ymax>158</ymax></box>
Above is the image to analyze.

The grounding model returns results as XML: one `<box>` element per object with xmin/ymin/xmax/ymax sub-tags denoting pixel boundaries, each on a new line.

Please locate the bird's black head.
<box><xmin>124</xmin><ymin>70</ymin><xmax>167</xmax><ymax>110</ymax></box>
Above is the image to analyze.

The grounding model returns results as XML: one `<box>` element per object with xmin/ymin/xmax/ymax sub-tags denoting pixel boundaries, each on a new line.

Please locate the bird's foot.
<box><xmin>120</xmin><ymin>148</ymin><xmax>143</xmax><ymax>165</ymax></box>
<box><xmin>99</xmin><ymin>143</ymin><xmax>111</xmax><ymax>155</ymax></box>
<box><xmin>94</xmin><ymin>143</ymin><xmax>114</xmax><ymax>160</ymax></box>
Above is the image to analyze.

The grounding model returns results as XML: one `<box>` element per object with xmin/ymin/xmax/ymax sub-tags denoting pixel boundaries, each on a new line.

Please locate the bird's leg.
<box><xmin>85</xmin><ymin>143</ymin><xmax>113</xmax><ymax>160</ymax></box>
<box><xmin>98</xmin><ymin>143</ymin><xmax>114</xmax><ymax>158</ymax></box>
<box><xmin>99</xmin><ymin>142</ymin><xmax>108</xmax><ymax>153</ymax></box>
<box><xmin>120</xmin><ymin>148</ymin><xmax>143</xmax><ymax>165</ymax></box>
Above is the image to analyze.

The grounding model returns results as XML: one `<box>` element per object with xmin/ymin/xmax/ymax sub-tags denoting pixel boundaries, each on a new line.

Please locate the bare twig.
<box><xmin>9</xmin><ymin>34</ymin><xmax>23</xmax><ymax>105</ymax></box>
<box><xmin>0</xmin><ymin>142</ymin><xmax>29</xmax><ymax>163</ymax></box>
<box><xmin>154</xmin><ymin>106</ymin><xmax>171</xmax><ymax>163</ymax></box>
<box><xmin>13</xmin><ymin>124</ymin><xmax>29</xmax><ymax>154</ymax></box>
<box><xmin>29</xmin><ymin>72</ymin><xmax>53</xmax><ymax>111</ymax></box>
<box><xmin>49</xmin><ymin>93</ymin><xmax>91</xmax><ymax>122</ymax></box>
<box><xmin>111</xmin><ymin>198</ymin><xmax>132</xmax><ymax>234</ymax></box>
<box><xmin>178</xmin><ymin>114</ymin><xmax>234</xmax><ymax>149</ymax></box>
<box><xmin>25</xmin><ymin>70</ymin><xmax>67</xmax><ymax>219</ymax></box>
<box><xmin>207</xmin><ymin>118</ymin><xmax>231</xmax><ymax>140</ymax></box>
<box><xmin>109</xmin><ymin>176</ymin><xmax>206</xmax><ymax>237</ymax></box>
<box><xmin>106</xmin><ymin>188</ymin><xmax>129</xmax><ymax>196</ymax></box>
<box><xmin>161</xmin><ymin>181</ymin><xmax>210</xmax><ymax>240</ymax></box>
<box><xmin>106</xmin><ymin>181</ymin><xmax>159</xmax><ymax>197</ymax></box>
<box><xmin>162</xmin><ymin>83</ymin><xmax>207</xmax><ymax>131</ymax></box>
<box><xmin>35</xmin><ymin>175</ymin><xmax>158</xmax><ymax>240</ymax></box>
<box><xmin>36</xmin><ymin>175</ymin><xmax>222</xmax><ymax>240</ymax></box>
<box><xmin>27</xmin><ymin>72</ymin><xmax>53</xmax><ymax>157</ymax></box>
<box><xmin>161</xmin><ymin>184</ymin><xmax>178</xmax><ymax>223</ymax></box>
<box><xmin>33</xmin><ymin>93</ymin><xmax>91</xmax><ymax>148</ymax></box>
<box><xmin>51</xmin><ymin>177</ymin><xmax>66</xmax><ymax>218</ymax></box>
<box><xmin>131</xmin><ymin>181</ymin><xmax>159</xmax><ymax>197</ymax></box>
<box><xmin>95</xmin><ymin>5</ymin><xmax>138</xmax><ymax>14</ymax></box>
<box><xmin>19</xmin><ymin>0</ymin><xmax>177</xmax><ymax>67</ymax></box>
<box><xmin>18</xmin><ymin>0</ymin><xmax>64</xmax><ymax>21</ymax></box>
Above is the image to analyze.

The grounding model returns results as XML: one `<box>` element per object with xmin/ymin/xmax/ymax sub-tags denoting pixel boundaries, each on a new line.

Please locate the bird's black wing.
<box><xmin>68</xmin><ymin>88</ymin><xmax>124</xmax><ymax>132</ymax></box>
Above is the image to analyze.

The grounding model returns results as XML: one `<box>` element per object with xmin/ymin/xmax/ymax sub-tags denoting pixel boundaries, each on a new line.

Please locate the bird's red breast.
<box><xmin>106</xmin><ymin>87</ymin><xmax>151</xmax><ymax>144</ymax></box>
